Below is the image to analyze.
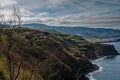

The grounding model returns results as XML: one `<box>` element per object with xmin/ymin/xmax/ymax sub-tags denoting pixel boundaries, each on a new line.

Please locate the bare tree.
<box><xmin>0</xmin><ymin>5</ymin><xmax>42</xmax><ymax>80</ymax></box>
<box><xmin>0</xmin><ymin>4</ymin><xmax>4</xmax><ymax>25</ymax></box>
<box><xmin>11</xmin><ymin>6</ymin><xmax>22</xmax><ymax>29</ymax></box>
<box><xmin>0</xmin><ymin>4</ymin><xmax>2</xmax><ymax>24</ymax></box>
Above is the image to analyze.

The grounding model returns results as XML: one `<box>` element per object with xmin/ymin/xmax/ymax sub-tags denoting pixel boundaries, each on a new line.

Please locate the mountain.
<box><xmin>0</xmin><ymin>24</ymin><xmax>8</xmax><ymax>28</ymax></box>
<box><xmin>0</xmin><ymin>27</ymin><xmax>119</xmax><ymax>80</ymax></box>
<box><xmin>23</xmin><ymin>23</ymin><xmax>120</xmax><ymax>39</ymax></box>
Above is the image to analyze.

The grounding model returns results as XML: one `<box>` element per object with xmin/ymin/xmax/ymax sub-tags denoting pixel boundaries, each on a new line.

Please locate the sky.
<box><xmin>0</xmin><ymin>0</ymin><xmax>120</xmax><ymax>29</ymax></box>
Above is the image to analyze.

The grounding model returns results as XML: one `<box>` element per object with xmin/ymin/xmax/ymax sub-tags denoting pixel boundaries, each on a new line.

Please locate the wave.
<box><xmin>94</xmin><ymin>56</ymin><xmax>107</xmax><ymax>62</ymax></box>
<box><xmin>89</xmin><ymin>75</ymin><xmax>96</xmax><ymax>80</ymax></box>
<box><xmin>86</xmin><ymin>61</ymin><xmax>103</xmax><ymax>80</ymax></box>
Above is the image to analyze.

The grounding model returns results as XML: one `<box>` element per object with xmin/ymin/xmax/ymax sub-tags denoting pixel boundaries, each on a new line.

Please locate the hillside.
<box><xmin>0</xmin><ymin>27</ymin><xmax>119</xmax><ymax>80</ymax></box>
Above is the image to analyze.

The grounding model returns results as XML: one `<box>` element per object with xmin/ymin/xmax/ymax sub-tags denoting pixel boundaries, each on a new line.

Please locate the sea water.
<box><xmin>89</xmin><ymin>42</ymin><xmax>120</xmax><ymax>80</ymax></box>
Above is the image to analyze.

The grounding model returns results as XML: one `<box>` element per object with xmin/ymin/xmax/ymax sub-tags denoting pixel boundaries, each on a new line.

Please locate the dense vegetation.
<box><xmin>0</xmin><ymin>27</ymin><xmax>118</xmax><ymax>80</ymax></box>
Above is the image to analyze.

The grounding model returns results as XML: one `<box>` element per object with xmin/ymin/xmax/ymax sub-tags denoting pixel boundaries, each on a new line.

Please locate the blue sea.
<box><xmin>89</xmin><ymin>42</ymin><xmax>120</xmax><ymax>80</ymax></box>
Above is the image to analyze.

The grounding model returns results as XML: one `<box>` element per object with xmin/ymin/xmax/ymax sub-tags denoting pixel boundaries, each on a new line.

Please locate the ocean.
<box><xmin>89</xmin><ymin>42</ymin><xmax>120</xmax><ymax>80</ymax></box>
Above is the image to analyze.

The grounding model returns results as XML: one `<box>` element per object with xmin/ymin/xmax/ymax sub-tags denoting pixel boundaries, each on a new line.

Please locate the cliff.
<box><xmin>0</xmin><ymin>27</ymin><xmax>119</xmax><ymax>80</ymax></box>
<box><xmin>58</xmin><ymin>34</ymin><xmax>119</xmax><ymax>59</ymax></box>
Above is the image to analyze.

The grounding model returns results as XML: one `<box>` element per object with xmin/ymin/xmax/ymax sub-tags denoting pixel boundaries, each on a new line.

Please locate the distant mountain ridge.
<box><xmin>23</xmin><ymin>23</ymin><xmax>120</xmax><ymax>39</ymax></box>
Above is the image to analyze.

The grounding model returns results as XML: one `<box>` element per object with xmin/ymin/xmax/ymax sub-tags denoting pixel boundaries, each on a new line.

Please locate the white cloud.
<box><xmin>20</xmin><ymin>8</ymin><xmax>34</xmax><ymax>17</ymax></box>
<box><xmin>35</xmin><ymin>12</ymin><xmax>49</xmax><ymax>18</ymax></box>
<box><xmin>0</xmin><ymin>0</ymin><xmax>35</xmax><ymax>23</ymax></box>
<box><xmin>0</xmin><ymin>0</ymin><xmax>17</xmax><ymax>7</ymax></box>
<box><xmin>22</xmin><ymin>17</ymin><xmax>43</xmax><ymax>23</ymax></box>
<box><xmin>47</xmin><ymin>0</ymin><xmax>67</xmax><ymax>9</ymax></box>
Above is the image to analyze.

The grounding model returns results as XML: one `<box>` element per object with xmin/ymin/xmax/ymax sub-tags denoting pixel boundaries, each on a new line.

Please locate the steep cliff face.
<box><xmin>58</xmin><ymin>34</ymin><xmax>119</xmax><ymax>60</ymax></box>
<box><xmin>0</xmin><ymin>27</ymin><xmax>118</xmax><ymax>80</ymax></box>
<box><xmin>75</xmin><ymin>44</ymin><xmax>119</xmax><ymax>59</ymax></box>
<box><xmin>94</xmin><ymin>44</ymin><xmax>119</xmax><ymax>58</ymax></box>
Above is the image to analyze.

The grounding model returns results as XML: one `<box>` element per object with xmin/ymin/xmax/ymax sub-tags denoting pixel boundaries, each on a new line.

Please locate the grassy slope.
<box><xmin>0</xmin><ymin>27</ymin><xmax>118</xmax><ymax>80</ymax></box>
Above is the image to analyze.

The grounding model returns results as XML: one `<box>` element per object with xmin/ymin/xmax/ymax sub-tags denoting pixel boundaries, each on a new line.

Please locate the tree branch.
<box><xmin>15</xmin><ymin>60</ymin><xmax>23</xmax><ymax>80</ymax></box>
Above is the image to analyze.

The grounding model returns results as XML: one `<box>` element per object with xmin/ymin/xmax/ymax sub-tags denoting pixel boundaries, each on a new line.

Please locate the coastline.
<box><xmin>86</xmin><ymin>62</ymin><xmax>103</xmax><ymax>80</ymax></box>
<box><xmin>97</xmin><ymin>40</ymin><xmax>120</xmax><ymax>44</ymax></box>
<box><xmin>93</xmin><ymin>39</ymin><xmax>120</xmax><ymax>43</ymax></box>
<box><xmin>86</xmin><ymin>41</ymin><xmax>120</xmax><ymax>80</ymax></box>
<box><xmin>83</xmin><ymin>57</ymin><xmax>105</xmax><ymax>80</ymax></box>
<box><xmin>86</xmin><ymin>55</ymin><xmax>120</xmax><ymax>80</ymax></box>
<box><xmin>86</xmin><ymin>56</ymin><xmax>105</xmax><ymax>80</ymax></box>
<box><xmin>88</xmin><ymin>37</ymin><xmax>120</xmax><ymax>43</ymax></box>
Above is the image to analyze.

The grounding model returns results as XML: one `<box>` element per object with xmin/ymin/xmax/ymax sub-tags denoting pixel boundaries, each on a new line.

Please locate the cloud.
<box><xmin>1</xmin><ymin>0</ymin><xmax>120</xmax><ymax>29</ymax></box>
<box><xmin>47</xmin><ymin>0</ymin><xmax>68</xmax><ymax>9</ymax></box>
<box><xmin>0</xmin><ymin>0</ymin><xmax>34</xmax><ymax>21</ymax></box>
<box><xmin>35</xmin><ymin>12</ymin><xmax>49</xmax><ymax>18</ymax></box>
<box><xmin>0</xmin><ymin>0</ymin><xmax>17</xmax><ymax>7</ymax></box>
<box><xmin>20</xmin><ymin>8</ymin><xmax>34</xmax><ymax>17</ymax></box>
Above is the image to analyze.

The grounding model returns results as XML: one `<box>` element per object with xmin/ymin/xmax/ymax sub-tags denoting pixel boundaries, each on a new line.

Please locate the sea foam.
<box><xmin>86</xmin><ymin>58</ymin><xmax>104</xmax><ymax>80</ymax></box>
